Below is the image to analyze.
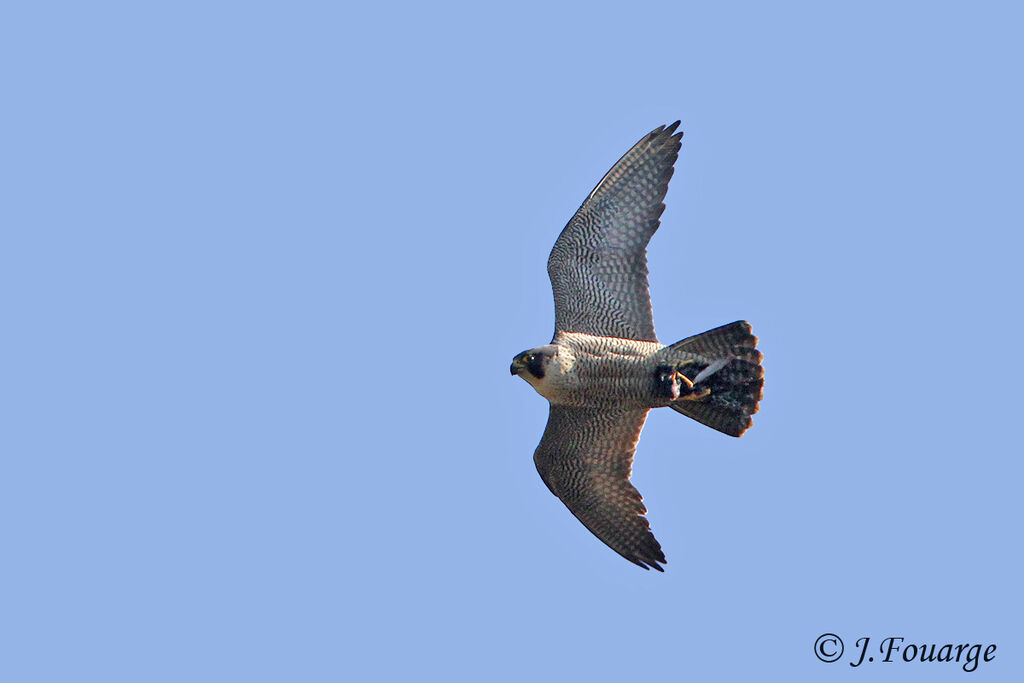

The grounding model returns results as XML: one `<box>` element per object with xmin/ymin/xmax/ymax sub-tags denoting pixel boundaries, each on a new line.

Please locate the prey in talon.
<box><xmin>654</xmin><ymin>362</ymin><xmax>709</xmax><ymax>402</ymax></box>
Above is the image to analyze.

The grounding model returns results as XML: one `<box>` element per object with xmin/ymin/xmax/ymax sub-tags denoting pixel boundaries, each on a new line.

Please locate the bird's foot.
<box><xmin>655</xmin><ymin>365</ymin><xmax>702</xmax><ymax>401</ymax></box>
<box><xmin>669</xmin><ymin>360</ymin><xmax>710</xmax><ymax>401</ymax></box>
<box><xmin>676</xmin><ymin>385</ymin><xmax>710</xmax><ymax>401</ymax></box>
<box><xmin>670</xmin><ymin>370</ymin><xmax>694</xmax><ymax>394</ymax></box>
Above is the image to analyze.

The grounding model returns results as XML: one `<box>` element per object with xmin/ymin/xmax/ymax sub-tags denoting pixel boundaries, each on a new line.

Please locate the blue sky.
<box><xmin>3</xmin><ymin>2</ymin><xmax>1022</xmax><ymax>681</ymax></box>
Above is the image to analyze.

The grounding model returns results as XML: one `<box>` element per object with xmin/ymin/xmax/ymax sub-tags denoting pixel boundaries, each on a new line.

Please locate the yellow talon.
<box><xmin>677</xmin><ymin>386</ymin><xmax>710</xmax><ymax>401</ymax></box>
<box><xmin>671</xmin><ymin>370</ymin><xmax>694</xmax><ymax>389</ymax></box>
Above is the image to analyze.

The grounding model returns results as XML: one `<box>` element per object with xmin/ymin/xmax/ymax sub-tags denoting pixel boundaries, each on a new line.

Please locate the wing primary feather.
<box><xmin>533</xmin><ymin>406</ymin><xmax>666</xmax><ymax>571</ymax></box>
<box><xmin>548</xmin><ymin>122</ymin><xmax>684</xmax><ymax>342</ymax></box>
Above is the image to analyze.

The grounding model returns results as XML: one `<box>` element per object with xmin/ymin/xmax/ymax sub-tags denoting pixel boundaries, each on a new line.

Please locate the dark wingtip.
<box><xmin>628</xmin><ymin>547</ymin><xmax>667</xmax><ymax>571</ymax></box>
<box><xmin>647</xmin><ymin>120</ymin><xmax>682</xmax><ymax>142</ymax></box>
<box><xmin>661</xmin><ymin>121</ymin><xmax>684</xmax><ymax>148</ymax></box>
<box><xmin>626</xmin><ymin>552</ymin><xmax>667</xmax><ymax>571</ymax></box>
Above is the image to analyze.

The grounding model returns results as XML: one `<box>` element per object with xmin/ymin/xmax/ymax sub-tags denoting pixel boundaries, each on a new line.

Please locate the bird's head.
<box><xmin>510</xmin><ymin>346</ymin><xmax>556</xmax><ymax>384</ymax></box>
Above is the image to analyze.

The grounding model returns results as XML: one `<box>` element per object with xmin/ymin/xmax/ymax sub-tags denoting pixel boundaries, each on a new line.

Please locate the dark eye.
<box><xmin>526</xmin><ymin>354</ymin><xmax>535</xmax><ymax>363</ymax></box>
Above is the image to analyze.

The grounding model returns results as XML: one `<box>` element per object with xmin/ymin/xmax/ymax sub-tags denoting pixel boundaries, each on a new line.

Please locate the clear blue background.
<box><xmin>3</xmin><ymin>2</ymin><xmax>1021</xmax><ymax>681</ymax></box>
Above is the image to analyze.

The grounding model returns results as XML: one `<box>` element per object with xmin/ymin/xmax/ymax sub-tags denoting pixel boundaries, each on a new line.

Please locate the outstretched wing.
<box><xmin>548</xmin><ymin>122</ymin><xmax>683</xmax><ymax>343</ymax></box>
<box><xmin>533</xmin><ymin>405</ymin><xmax>665</xmax><ymax>570</ymax></box>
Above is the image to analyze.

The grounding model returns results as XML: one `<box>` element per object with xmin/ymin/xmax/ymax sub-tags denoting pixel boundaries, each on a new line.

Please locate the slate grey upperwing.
<box><xmin>533</xmin><ymin>405</ymin><xmax>666</xmax><ymax>570</ymax></box>
<box><xmin>547</xmin><ymin>122</ymin><xmax>683</xmax><ymax>342</ymax></box>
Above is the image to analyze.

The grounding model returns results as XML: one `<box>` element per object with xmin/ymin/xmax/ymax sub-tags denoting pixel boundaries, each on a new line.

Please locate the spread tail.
<box><xmin>660</xmin><ymin>321</ymin><xmax>763</xmax><ymax>437</ymax></box>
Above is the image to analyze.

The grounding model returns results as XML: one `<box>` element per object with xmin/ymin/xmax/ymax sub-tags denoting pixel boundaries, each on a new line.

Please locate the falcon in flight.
<box><xmin>510</xmin><ymin>122</ymin><xmax>763</xmax><ymax>571</ymax></box>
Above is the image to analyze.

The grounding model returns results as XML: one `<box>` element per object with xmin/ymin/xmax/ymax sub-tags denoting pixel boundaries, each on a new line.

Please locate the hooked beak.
<box><xmin>510</xmin><ymin>356</ymin><xmax>525</xmax><ymax>376</ymax></box>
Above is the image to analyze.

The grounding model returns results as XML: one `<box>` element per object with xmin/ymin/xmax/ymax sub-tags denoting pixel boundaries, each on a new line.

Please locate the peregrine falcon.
<box><xmin>510</xmin><ymin>122</ymin><xmax>763</xmax><ymax>571</ymax></box>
